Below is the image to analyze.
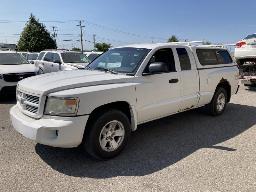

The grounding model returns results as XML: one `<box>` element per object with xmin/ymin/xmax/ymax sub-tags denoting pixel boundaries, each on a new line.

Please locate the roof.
<box><xmin>0</xmin><ymin>51</ymin><xmax>17</xmax><ymax>53</ymax></box>
<box><xmin>115</xmin><ymin>42</ymin><xmax>229</xmax><ymax>50</ymax></box>
<box><xmin>41</xmin><ymin>50</ymin><xmax>81</xmax><ymax>53</ymax></box>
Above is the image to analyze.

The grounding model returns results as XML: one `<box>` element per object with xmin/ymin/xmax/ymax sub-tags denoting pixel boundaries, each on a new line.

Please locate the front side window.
<box><xmin>144</xmin><ymin>48</ymin><xmax>176</xmax><ymax>73</ymax></box>
<box><xmin>177</xmin><ymin>48</ymin><xmax>191</xmax><ymax>71</ymax></box>
<box><xmin>61</xmin><ymin>52</ymin><xmax>90</xmax><ymax>63</ymax></box>
<box><xmin>53</xmin><ymin>53</ymin><xmax>61</xmax><ymax>62</ymax></box>
<box><xmin>43</xmin><ymin>52</ymin><xmax>53</xmax><ymax>62</ymax></box>
<box><xmin>88</xmin><ymin>48</ymin><xmax>151</xmax><ymax>74</ymax></box>
<box><xmin>197</xmin><ymin>49</ymin><xmax>233</xmax><ymax>66</ymax></box>
<box><xmin>0</xmin><ymin>53</ymin><xmax>29</xmax><ymax>65</ymax></box>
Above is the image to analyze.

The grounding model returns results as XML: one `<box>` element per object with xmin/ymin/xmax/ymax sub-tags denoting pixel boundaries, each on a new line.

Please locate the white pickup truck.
<box><xmin>10</xmin><ymin>43</ymin><xmax>239</xmax><ymax>160</ymax></box>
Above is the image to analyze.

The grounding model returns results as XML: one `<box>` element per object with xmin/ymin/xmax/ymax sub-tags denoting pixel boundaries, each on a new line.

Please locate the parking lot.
<box><xmin>0</xmin><ymin>85</ymin><xmax>255</xmax><ymax>192</ymax></box>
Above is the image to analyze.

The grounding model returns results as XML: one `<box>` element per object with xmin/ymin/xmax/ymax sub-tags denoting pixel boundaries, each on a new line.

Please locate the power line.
<box><xmin>0</xmin><ymin>19</ymin><xmax>168</xmax><ymax>41</ymax></box>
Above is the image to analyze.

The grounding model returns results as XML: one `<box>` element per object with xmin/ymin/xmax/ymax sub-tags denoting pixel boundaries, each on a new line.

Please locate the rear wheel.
<box><xmin>83</xmin><ymin>109</ymin><xmax>131</xmax><ymax>160</ymax></box>
<box><xmin>206</xmin><ymin>87</ymin><xmax>227</xmax><ymax>116</ymax></box>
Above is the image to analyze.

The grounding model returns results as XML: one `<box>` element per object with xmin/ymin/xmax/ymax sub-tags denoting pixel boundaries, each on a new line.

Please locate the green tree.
<box><xmin>95</xmin><ymin>43</ymin><xmax>111</xmax><ymax>52</ymax></box>
<box><xmin>71</xmin><ymin>47</ymin><xmax>81</xmax><ymax>51</ymax></box>
<box><xmin>167</xmin><ymin>35</ymin><xmax>179</xmax><ymax>42</ymax></box>
<box><xmin>17</xmin><ymin>14</ymin><xmax>57</xmax><ymax>52</ymax></box>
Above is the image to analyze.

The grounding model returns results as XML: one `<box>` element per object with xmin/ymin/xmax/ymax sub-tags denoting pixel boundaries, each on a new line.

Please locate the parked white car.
<box><xmin>234</xmin><ymin>34</ymin><xmax>256</xmax><ymax>86</ymax></box>
<box><xmin>0</xmin><ymin>51</ymin><xmax>38</xmax><ymax>95</ymax></box>
<box><xmin>10</xmin><ymin>43</ymin><xmax>239</xmax><ymax>160</ymax></box>
<box><xmin>234</xmin><ymin>33</ymin><xmax>256</xmax><ymax>63</ymax></box>
<box><xmin>36</xmin><ymin>50</ymin><xmax>90</xmax><ymax>74</ymax></box>
<box><xmin>84</xmin><ymin>51</ymin><xmax>103</xmax><ymax>62</ymax></box>
<box><xmin>27</xmin><ymin>52</ymin><xmax>39</xmax><ymax>63</ymax></box>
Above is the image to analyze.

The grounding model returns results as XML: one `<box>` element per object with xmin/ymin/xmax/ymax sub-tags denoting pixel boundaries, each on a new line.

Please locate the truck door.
<box><xmin>136</xmin><ymin>48</ymin><xmax>181</xmax><ymax>123</ymax></box>
<box><xmin>175</xmin><ymin>47</ymin><xmax>200</xmax><ymax>111</ymax></box>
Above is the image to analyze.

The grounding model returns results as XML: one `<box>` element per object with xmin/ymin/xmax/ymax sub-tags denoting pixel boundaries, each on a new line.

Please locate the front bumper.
<box><xmin>10</xmin><ymin>105</ymin><xmax>89</xmax><ymax>148</ymax></box>
<box><xmin>0</xmin><ymin>79</ymin><xmax>17</xmax><ymax>92</ymax></box>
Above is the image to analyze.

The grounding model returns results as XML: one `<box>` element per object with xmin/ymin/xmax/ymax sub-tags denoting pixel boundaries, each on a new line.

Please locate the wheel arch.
<box><xmin>215</xmin><ymin>78</ymin><xmax>231</xmax><ymax>102</ymax></box>
<box><xmin>85</xmin><ymin>101</ymin><xmax>138</xmax><ymax>133</ymax></box>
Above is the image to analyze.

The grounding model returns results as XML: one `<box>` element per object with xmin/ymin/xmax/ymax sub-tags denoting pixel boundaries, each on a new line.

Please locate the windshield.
<box><xmin>88</xmin><ymin>53</ymin><xmax>101</xmax><ymax>62</ymax></box>
<box><xmin>0</xmin><ymin>53</ymin><xmax>29</xmax><ymax>65</ymax></box>
<box><xmin>61</xmin><ymin>52</ymin><xmax>90</xmax><ymax>63</ymax></box>
<box><xmin>38</xmin><ymin>52</ymin><xmax>46</xmax><ymax>60</ymax></box>
<box><xmin>244</xmin><ymin>34</ymin><xmax>256</xmax><ymax>39</ymax></box>
<box><xmin>27</xmin><ymin>53</ymin><xmax>39</xmax><ymax>60</ymax></box>
<box><xmin>87</xmin><ymin>47</ymin><xmax>150</xmax><ymax>74</ymax></box>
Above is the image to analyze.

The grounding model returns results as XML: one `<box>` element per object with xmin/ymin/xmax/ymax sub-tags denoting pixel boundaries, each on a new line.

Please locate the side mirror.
<box><xmin>30</xmin><ymin>61</ymin><xmax>34</xmax><ymax>64</ymax></box>
<box><xmin>146</xmin><ymin>62</ymin><xmax>169</xmax><ymax>75</ymax></box>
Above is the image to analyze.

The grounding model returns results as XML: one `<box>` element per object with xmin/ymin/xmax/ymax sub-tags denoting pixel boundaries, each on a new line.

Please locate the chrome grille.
<box><xmin>17</xmin><ymin>90</ymin><xmax>40</xmax><ymax>115</ymax></box>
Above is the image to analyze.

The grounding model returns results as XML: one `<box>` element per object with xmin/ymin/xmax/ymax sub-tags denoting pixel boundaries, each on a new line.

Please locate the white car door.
<box><xmin>174</xmin><ymin>47</ymin><xmax>200</xmax><ymax>111</ymax></box>
<box><xmin>136</xmin><ymin>48</ymin><xmax>181</xmax><ymax>123</ymax></box>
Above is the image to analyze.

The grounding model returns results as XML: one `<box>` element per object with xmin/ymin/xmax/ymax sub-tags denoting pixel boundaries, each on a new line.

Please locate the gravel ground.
<box><xmin>0</xmin><ymin>86</ymin><xmax>256</xmax><ymax>192</ymax></box>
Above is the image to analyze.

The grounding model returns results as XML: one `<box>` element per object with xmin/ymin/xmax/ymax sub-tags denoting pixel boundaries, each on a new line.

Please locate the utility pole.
<box><xmin>93</xmin><ymin>34</ymin><xmax>96</xmax><ymax>50</ymax></box>
<box><xmin>77</xmin><ymin>20</ymin><xmax>85</xmax><ymax>53</ymax></box>
<box><xmin>51</xmin><ymin>26</ymin><xmax>58</xmax><ymax>46</ymax></box>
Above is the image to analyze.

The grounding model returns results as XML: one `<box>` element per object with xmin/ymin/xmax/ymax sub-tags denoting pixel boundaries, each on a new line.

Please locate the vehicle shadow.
<box><xmin>36</xmin><ymin>103</ymin><xmax>256</xmax><ymax>178</ymax></box>
<box><xmin>246</xmin><ymin>86</ymin><xmax>256</xmax><ymax>92</ymax></box>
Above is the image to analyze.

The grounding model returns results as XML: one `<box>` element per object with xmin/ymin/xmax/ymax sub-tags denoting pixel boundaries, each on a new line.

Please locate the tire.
<box><xmin>38</xmin><ymin>68</ymin><xmax>44</xmax><ymax>74</ymax></box>
<box><xmin>206</xmin><ymin>87</ymin><xmax>228</xmax><ymax>116</ymax></box>
<box><xmin>83</xmin><ymin>109</ymin><xmax>131</xmax><ymax>160</ymax></box>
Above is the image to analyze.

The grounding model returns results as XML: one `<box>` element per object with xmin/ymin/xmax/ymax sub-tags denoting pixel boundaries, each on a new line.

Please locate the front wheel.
<box><xmin>38</xmin><ymin>68</ymin><xmax>44</xmax><ymax>75</ymax></box>
<box><xmin>84</xmin><ymin>110</ymin><xmax>131</xmax><ymax>160</ymax></box>
<box><xmin>206</xmin><ymin>87</ymin><xmax>227</xmax><ymax>116</ymax></box>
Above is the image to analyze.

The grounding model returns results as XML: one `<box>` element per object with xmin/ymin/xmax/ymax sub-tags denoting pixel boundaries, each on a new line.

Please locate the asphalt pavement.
<box><xmin>0</xmin><ymin>86</ymin><xmax>255</xmax><ymax>192</ymax></box>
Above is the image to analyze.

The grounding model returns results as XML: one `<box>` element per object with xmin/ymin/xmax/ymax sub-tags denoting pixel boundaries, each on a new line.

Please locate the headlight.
<box><xmin>44</xmin><ymin>97</ymin><xmax>79</xmax><ymax>116</ymax></box>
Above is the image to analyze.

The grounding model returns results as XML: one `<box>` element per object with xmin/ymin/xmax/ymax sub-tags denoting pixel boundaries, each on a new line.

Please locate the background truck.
<box><xmin>10</xmin><ymin>42</ymin><xmax>239</xmax><ymax>160</ymax></box>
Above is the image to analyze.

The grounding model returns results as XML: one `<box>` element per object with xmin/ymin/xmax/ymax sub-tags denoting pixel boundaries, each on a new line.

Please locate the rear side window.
<box><xmin>216</xmin><ymin>50</ymin><xmax>233</xmax><ymax>64</ymax></box>
<box><xmin>176</xmin><ymin>48</ymin><xmax>191</xmax><ymax>70</ymax></box>
<box><xmin>196</xmin><ymin>49</ymin><xmax>233</xmax><ymax>66</ymax></box>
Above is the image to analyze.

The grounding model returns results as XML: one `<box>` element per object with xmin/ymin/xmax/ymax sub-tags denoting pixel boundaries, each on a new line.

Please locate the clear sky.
<box><xmin>0</xmin><ymin>0</ymin><xmax>255</xmax><ymax>50</ymax></box>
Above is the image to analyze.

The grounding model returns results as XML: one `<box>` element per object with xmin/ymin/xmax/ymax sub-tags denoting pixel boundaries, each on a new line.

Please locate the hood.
<box><xmin>18</xmin><ymin>70</ymin><xmax>135</xmax><ymax>95</ymax></box>
<box><xmin>0</xmin><ymin>64</ymin><xmax>37</xmax><ymax>74</ymax></box>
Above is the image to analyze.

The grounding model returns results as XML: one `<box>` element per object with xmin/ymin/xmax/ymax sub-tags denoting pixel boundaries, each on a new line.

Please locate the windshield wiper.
<box><xmin>94</xmin><ymin>67</ymin><xmax>118</xmax><ymax>74</ymax></box>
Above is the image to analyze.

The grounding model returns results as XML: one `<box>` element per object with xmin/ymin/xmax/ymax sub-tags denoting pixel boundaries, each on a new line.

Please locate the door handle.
<box><xmin>169</xmin><ymin>79</ymin><xmax>179</xmax><ymax>83</ymax></box>
<box><xmin>42</xmin><ymin>63</ymin><xmax>44</xmax><ymax>65</ymax></box>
